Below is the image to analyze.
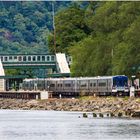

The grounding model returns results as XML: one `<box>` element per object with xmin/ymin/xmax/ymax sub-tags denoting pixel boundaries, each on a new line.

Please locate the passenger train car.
<box><xmin>22</xmin><ymin>75</ymin><xmax>129</xmax><ymax>96</ymax></box>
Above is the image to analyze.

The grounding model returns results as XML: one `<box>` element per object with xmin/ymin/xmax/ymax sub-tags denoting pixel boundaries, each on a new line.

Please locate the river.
<box><xmin>0</xmin><ymin>110</ymin><xmax>139</xmax><ymax>140</ymax></box>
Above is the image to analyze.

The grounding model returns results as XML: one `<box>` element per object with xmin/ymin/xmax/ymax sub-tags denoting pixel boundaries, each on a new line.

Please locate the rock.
<box><xmin>110</xmin><ymin>112</ymin><xmax>115</xmax><ymax>117</ymax></box>
<box><xmin>27</xmin><ymin>100</ymin><xmax>39</xmax><ymax>105</ymax></box>
<box><xmin>93</xmin><ymin>113</ymin><xmax>97</xmax><ymax>117</ymax></box>
<box><xmin>83</xmin><ymin>113</ymin><xmax>88</xmax><ymax>118</ymax></box>
<box><xmin>22</xmin><ymin>107</ymin><xmax>29</xmax><ymax>110</ymax></box>
<box><xmin>99</xmin><ymin>113</ymin><xmax>104</xmax><ymax>117</ymax></box>
<box><xmin>106</xmin><ymin>113</ymin><xmax>110</xmax><ymax>117</ymax></box>
<box><xmin>0</xmin><ymin>97</ymin><xmax>139</xmax><ymax>119</ymax></box>
<box><xmin>118</xmin><ymin>112</ymin><xmax>123</xmax><ymax>117</ymax></box>
<box><xmin>131</xmin><ymin>110</ymin><xmax>140</xmax><ymax>118</ymax></box>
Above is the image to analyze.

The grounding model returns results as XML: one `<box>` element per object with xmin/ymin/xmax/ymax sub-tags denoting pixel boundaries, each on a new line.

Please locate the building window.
<box><xmin>47</xmin><ymin>56</ymin><xmax>50</xmax><ymax>61</ymax></box>
<box><xmin>1</xmin><ymin>57</ymin><xmax>3</xmax><ymax>61</ymax></box>
<box><xmin>33</xmin><ymin>56</ymin><xmax>36</xmax><ymax>61</ymax></box>
<box><xmin>51</xmin><ymin>56</ymin><xmax>55</xmax><ymax>61</ymax></box>
<box><xmin>42</xmin><ymin>56</ymin><xmax>45</xmax><ymax>61</ymax></box>
<box><xmin>4</xmin><ymin>57</ymin><xmax>7</xmax><ymax>61</ymax></box>
<box><xmin>28</xmin><ymin>56</ymin><xmax>31</xmax><ymax>61</ymax></box>
<box><xmin>23</xmin><ymin>56</ymin><xmax>26</xmax><ymax>61</ymax></box>
<box><xmin>37</xmin><ymin>56</ymin><xmax>40</xmax><ymax>61</ymax></box>
<box><xmin>9</xmin><ymin>56</ymin><xmax>12</xmax><ymax>60</ymax></box>
<box><xmin>18</xmin><ymin>56</ymin><xmax>22</xmax><ymax>61</ymax></box>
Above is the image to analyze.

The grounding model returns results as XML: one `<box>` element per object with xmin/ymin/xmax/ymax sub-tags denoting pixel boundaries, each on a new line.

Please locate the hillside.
<box><xmin>0</xmin><ymin>1</ymin><xmax>72</xmax><ymax>54</ymax></box>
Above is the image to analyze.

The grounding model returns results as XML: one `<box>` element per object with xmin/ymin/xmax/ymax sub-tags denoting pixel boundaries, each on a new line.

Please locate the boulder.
<box><xmin>131</xmin><ymin>110</ymin><xmax>140</xmax><ymax>118</ymax></box>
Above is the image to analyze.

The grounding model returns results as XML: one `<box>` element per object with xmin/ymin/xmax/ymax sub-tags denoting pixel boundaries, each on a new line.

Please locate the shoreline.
<box><xmin>0</xmin><ymin>96</ymin><xmax>140</xmax><ymax>118</ymax></box>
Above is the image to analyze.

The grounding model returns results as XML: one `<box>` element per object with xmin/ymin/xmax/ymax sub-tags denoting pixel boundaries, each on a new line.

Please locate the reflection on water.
<box><xmin>0</xmin><ymin>110</ymin><xmax>139</xmax><ymax>140</ymax></box>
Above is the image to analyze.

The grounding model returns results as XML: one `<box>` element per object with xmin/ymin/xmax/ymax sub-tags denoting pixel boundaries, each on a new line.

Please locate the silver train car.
<box><xmin>22</xmin><ymin>75</ymin><xmax>129</xmax><ymax>96</ymax></box>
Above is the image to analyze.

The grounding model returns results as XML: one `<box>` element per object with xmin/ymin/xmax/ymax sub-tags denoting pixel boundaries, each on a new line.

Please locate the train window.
<box><xmin>80</xmin><ymin>84</ymin><xmax>87</xmax><ymax>87</ymax></box>
<box><xmin>124</xmin><ymin>80</ymin><xmax>128</xmax><ymax>86</ymax></box>
<box><xmin>90</xmin><ymin>83</ymin><xmax>96</xmax><ymax>87</ymax></box>
<box><xmin>113</xmin><ymin>80</ymin><xmax>116</xmax><ymax>86</ymax></box>
<box><xmin>98</xmin><ymin>82</ymin><xmax>106</xmax><ymax>86</ymax></box>
<box><xmin>50</xmin><ymin>84</ymin><xmax>55</xmax><ymax>87</ymax></box>
<box><xmin>80</xmin><ymin>81</ymin><xmax>87</xmax><ymax>87</ymax></box>
<box><xmin>58</xmin><ymin>84</ymin><xmax>62</xmax><ymax>87</ymax></box>
<box><xmin>65</xmin><ymin>84</ymin><xmax>71</xmax><ymax>87</ymax></box>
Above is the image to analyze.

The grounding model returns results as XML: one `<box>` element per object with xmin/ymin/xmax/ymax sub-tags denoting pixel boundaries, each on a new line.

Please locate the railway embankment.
<box><xmin>0</xmin><ymin>97</ymin><xmax>140</xmax><ymax>118</ymax></box>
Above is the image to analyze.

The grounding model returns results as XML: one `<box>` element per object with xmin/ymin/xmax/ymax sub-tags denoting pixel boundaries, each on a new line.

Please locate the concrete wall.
<box><xmin>0</xmin><ymin>59</ymin><xmax>5</xmax><ymax>91</ymax></box>
<box><xmin>40</xmin><ymin>91</ymin><xmax>49</xmax><ymax>99</ymax></box>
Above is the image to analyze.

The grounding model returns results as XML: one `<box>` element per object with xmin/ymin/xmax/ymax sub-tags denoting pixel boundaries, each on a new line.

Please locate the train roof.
<box><xmin>23</xmin><ymin>75</ymin><xmax>127</xmax><ymax>82</ymax></box>
<box><xmin>46</xmin><ymin>75</ymin><xmax>127</xmax><ymax>81</ymax></box>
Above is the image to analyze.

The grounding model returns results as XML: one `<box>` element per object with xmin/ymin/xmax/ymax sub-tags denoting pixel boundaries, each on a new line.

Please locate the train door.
<box><xmin>89</xmin><ymin>80</ymin><xmax>93</xmax><ymax>93</ymax></box>
<box><xmin>73</xmin><ymin>78</ymin><xmax>78</xmax><ymax>94</ymax></box>
<box><xmin>98</xmin><ymin>79</ymin><xmax>107</xmax><ymax>95</ymax></box>
<box><xmin>89</xmin><ymin>79</ymin><xmax>97</xmax><ymax>94</ymax></box>
<box><xmin>107</xmin><ymin>79</ymin><xmax>112</xmax><ymax>93</ymax></box>
<box><xmin>63</xmin><ymin>80</ymin><xmax>71</xmax><ymax>93</ymax></box>
<box><xmin>79</xmin><ymin>79</ymin><xmax>88</xmax><ymax>95</ymax></box>
<box><xmin>57</xmin><ymin>80</ymin><xmax>63</xmax><ymax>93</ymax></box>
<box><xmin>49</xmin><ymin>80</ymin><xmax>56</xmax><ymax>92</ymax></box>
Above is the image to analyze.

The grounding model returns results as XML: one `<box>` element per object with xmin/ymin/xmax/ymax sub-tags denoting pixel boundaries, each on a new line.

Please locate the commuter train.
<box><xmin>22</xmin><ymin>75</ymin><xmax>129</xmax><ymax>96</ymax></box>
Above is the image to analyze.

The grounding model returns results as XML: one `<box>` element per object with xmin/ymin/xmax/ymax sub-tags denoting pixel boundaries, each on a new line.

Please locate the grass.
<box><xmin>136</xmin><ymin>98</ymin><xmax>140</xmax><ymax>103</ymax></box>
<box><xmin>122</xmin><ymin>96</ymin><xmax>129</xmax><ymax>101</ymax></box>
<box><xmin>78</xmin><ymin>96</ymin><xmax>96</xmax><ymax>100</ymax></box>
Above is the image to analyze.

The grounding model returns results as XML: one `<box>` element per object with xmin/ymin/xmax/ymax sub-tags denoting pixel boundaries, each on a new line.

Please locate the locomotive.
<box><xmin>22</xmin><ymin>75</ymin><xmax>129</xmax><ymax>96</ymax></box>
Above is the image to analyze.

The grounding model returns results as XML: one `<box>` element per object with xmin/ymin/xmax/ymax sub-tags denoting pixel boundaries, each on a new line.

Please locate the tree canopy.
<box><xmin>51</xmin><ymin>1</ymin><xmax>140</xmax><ymax>77</ymax></box>
<box><xmin>1</xmin><ymin>1</ymin><xmax>140</xmax><ymax>77</ymax></box>
<box><xmin>0</xmin><ymin>1</ymin><xmax>72</xmax><ymax>54</ymax></box>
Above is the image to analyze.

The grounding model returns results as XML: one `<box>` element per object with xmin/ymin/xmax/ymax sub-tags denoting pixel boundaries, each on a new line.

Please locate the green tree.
<box><xmin>70</xmin><ymin>1</ymin><xmax>140</xmax><ymax>77</ymax></box>
<box><xmin>49</xmin><ymin>4</ymin><xmax>89</xmax><ymax>53</ymax></box>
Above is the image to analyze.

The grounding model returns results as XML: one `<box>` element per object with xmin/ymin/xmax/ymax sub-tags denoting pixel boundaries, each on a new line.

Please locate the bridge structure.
<box><xmin>0</xmin><ymin>53</ymin><xmax>71</xmax><ymax>91</ymax></box>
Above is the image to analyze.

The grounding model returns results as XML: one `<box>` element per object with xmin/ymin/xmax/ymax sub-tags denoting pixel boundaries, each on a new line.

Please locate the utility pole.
<box><xmin>52</xmin><ymin>2</ymin><xmax>56</xmax><ymax>53</ymax></box>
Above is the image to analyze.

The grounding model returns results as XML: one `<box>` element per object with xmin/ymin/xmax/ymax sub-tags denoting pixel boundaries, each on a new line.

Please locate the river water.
<box><xmin>0</xmin><ymin>110</ymin><xmax>139</xmax><ymax>140</ymax></box>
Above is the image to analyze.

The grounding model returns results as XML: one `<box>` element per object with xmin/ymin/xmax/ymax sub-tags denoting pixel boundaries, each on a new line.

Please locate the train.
<box><xmin>22</xmin><ymin>75</ymin><xmax>129</xmax><ymax>97</ymax></box>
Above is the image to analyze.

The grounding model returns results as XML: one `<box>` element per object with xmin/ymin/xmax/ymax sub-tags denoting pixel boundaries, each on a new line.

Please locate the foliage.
<box><xmin>68</xmin><ymin>2</ymin><xmax>140</xmax><ymax>77</ymax></box>
<box><xmin>1</xmin><ymin>1</ymin><xmax>140</xmax><ymax>77</ymax></box>
<box><xmin>48</xmin><ymin>3</ymin><xmax>91</xmax><ymax>53</ymax></box>
<box><xmin>0</xmin><ymin>1</ymin><xmax>73</xmax><ymax>54</ymax></box>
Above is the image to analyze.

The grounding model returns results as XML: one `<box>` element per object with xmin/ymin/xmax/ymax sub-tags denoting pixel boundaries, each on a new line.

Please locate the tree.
<box><xmin>49</xmin><ymin>4</ymin><xmax>89</xmax><ymax>53</ymax></box>
<box><xmin>70</xmin><ymin>1</ymin><xmax>140</xmax><ymax>77</ymax></box>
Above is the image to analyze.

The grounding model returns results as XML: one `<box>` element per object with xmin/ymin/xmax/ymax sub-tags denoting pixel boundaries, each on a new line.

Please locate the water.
<box><xmin>0</xmin><ymin>110</ymin><xmax>139</xmax><ymax>140</ymax></box>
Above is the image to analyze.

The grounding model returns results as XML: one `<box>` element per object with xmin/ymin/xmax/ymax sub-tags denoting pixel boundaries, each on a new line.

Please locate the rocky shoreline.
<box><xmin>0</xmin><ymin>97</ymin><xmax>140</xmax><ymax>118</ymax></box>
